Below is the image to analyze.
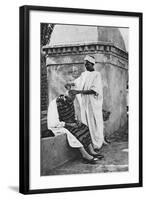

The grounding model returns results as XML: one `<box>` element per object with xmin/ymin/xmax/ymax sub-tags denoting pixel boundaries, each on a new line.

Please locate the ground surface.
<box><xmin>43</xmin><ymin>119</ymin><xmax>128</xmax><ymax>175</ymax></box>
<box><xmin>46</xmin><ymin>140</ymin><xmax>128</xmax><ymax>175</ymax></box>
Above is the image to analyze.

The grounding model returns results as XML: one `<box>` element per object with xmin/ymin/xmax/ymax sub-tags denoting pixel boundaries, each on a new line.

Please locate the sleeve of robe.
<box><xmin>90</xmin><ymin>72</ymin><xmax>103</xmax><ymax>102</ymax></box>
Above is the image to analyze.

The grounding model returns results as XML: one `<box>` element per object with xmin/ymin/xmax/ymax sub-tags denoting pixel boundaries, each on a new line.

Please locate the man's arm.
<box><xmin>69</xmin><ymin>89</ymin><xmax>98</xmax><ymax>96</ymax></box>
<box><xmin>81</xmin><ymin>90</ymin><xmax>97</xmax><ymax>95</ymax></box>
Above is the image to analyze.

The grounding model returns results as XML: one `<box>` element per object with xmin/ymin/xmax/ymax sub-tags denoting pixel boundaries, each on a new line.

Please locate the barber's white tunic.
<box><xmin>74</xmin><ymin>71</ymin><xmax>104</xmax><ymax>149</ymax></box>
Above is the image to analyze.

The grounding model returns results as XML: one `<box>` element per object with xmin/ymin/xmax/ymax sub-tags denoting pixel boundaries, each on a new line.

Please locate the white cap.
<box><xmin>84</xmin><ymin>55</ymin><xmax>95</xmax><ymax>65</ymax></box>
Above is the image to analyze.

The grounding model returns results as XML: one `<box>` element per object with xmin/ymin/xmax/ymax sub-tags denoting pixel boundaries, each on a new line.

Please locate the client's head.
<box><xmin>68</xmin><ymin>90</ymin><xmax>76</xmax><ymax>101</ymax></box>
<box><xmin>64</xmin><ymin>82</ymin><xmax>76</xmax><ymax>101</ymax></box>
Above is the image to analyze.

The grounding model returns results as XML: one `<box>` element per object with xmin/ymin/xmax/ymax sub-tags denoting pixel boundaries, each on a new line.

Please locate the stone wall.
<box><xmin>41</xmin><ymin>66</ymin><xmax>48</xmax><ymax>111</ymax></box>
<box><xmin>43</xmin><ymin>42</ymin><xmax>128</xmax><ymax>135</ymax></box>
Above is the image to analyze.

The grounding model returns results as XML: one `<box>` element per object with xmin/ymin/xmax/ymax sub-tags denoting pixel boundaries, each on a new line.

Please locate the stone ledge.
<box><xmin>43</xmin><ymin>42</ymin><xmax>128</xmax><ymax>60</ymax></box>
<box><xmin>41</xmin><ymin>133</ymin><xmax>78</xmax><ymax>175</ymax></box>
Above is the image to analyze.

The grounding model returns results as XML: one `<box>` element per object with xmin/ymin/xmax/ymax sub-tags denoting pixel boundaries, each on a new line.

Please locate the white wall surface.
<box><xmin>0</xmin><ymin>0</ymin><xmax>145</xmax><ymax>199</ymax></box>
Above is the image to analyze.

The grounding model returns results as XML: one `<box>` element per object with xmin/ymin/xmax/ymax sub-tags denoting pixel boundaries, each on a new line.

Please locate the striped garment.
<box><xmin>56</xmin><ymin>95</ymin><xmax>91</xmax><ymax>148</ymax></box>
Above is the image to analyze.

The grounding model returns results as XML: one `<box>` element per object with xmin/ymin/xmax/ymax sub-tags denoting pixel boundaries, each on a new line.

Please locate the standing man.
<box><xmin>68</xmin><ymin>55</ymin><xmax>105</xmax><ymax>150</ymax></box>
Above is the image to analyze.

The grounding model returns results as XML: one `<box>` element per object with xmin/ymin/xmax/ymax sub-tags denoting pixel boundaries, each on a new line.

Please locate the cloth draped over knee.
<box><xmin>73</xmin><ymin>70</ymin><xmax>104</xmax><ymax>149</ymax></box>
<box><xmin>47</xmin><ymin>98</ymin><xmax>83</xmax><ymax>148</ymax></box>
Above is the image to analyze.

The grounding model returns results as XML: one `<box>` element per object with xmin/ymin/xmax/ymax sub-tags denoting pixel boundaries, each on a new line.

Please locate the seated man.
<box><xmin>47</xmin><ymin>89</ymin><xmax>104</xmax><ymax>164</ymax></box>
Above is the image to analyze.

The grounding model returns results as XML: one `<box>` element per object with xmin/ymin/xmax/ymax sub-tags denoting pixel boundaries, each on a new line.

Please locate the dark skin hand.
<box><xmin>64</xmin><ymin>83</ymin><xmax>75</xmax><ymax>90</ymax></box>
<box><xmin>69</xmin><ymin>89</ymin><xmax>98</xmax><ymax>96</ymax></box>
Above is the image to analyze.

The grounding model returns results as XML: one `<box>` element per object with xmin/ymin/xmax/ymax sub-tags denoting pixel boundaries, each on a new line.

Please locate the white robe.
<box><xmin>47</xmin><ymin>98</ymin><xmax>83</xmax><ymax>148</ymax></box>
<box><xmin>74</xmin><ymin>71</ymin><xmax>104</xmax><ymax>149</ymax></box>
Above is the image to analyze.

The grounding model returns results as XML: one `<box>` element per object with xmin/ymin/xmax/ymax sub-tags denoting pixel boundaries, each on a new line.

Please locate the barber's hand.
<box><xmin>70</xmin><ymin>83</ymin><xmax>75</xmax><ymax>86</ymax></box>
<box><xmin>64</xmin><ymin>83</ymin><xmax>75</xmax><ymax>90</ymax></box>
<box><xmin>69</xmin><ymin>90</ymin><xmax>80</xmax><ymax>96</ymax></box>
<box><xmin>65</xmin><ymin>83</ymin><xmax>71</xmax><ymax>90</ymax></box>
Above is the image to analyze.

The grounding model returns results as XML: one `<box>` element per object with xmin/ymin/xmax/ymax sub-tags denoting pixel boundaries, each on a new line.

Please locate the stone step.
<box><xmin>41</xmin><ymin>133</ymin><xmax>78</xmax><ymax>175</ymax></box>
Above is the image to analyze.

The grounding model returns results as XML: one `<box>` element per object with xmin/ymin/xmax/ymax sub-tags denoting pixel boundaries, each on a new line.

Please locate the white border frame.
<box><xmin>29</xmin><ymin>10</ymin><xmax>139</xmax><ymax>190</ymax></box>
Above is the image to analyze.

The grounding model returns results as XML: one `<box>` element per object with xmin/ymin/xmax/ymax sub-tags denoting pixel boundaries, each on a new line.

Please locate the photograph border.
<box><xmin>19</xmin><ymin>5</ymin><xmax>143</xmax><ymax>194</ymax></box>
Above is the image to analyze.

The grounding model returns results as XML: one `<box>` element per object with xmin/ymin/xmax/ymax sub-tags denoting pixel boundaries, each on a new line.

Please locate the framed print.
<box><xmin>19</xmin><ymin>5</ymin><xmax>143</xmax><ymax>194</ymax></box>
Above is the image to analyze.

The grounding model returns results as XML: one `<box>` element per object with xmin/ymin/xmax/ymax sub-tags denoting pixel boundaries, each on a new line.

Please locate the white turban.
<box><xmin>84</xmin><ymin>55</ymin><xmax>95</xmax><ymax>65</ymax></box>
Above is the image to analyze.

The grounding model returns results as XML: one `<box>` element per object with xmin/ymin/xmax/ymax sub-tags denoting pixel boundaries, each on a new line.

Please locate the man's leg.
<box><xmin>79</xmin><ymin>147</ymin><xmax>93</xmax><ymax>160</ymax></box>
<box><xmin>78</xmin><ymin>147</ymin><xmax>99</xmax><ymax>164</ymax></box>
<box><xmin>87</xmin><ymin>144</ymin><xmax>104</xmax><ymax>159</ymax></box>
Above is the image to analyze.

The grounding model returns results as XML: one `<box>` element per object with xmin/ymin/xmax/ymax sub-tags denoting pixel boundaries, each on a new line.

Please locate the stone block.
<box><xmin>41</xmin><ymin>133</ymin><xmax>78</xmax><ymax>175</ymax></box>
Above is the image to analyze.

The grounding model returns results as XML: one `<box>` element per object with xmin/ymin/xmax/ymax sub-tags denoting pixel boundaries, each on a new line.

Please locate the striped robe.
<box><xmin>56</xmin><ymin>95</ymin><xmax>92</xmax><ymax>148</ymax></box>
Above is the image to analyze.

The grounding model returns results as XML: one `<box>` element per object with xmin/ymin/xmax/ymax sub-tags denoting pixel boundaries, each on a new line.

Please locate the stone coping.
<box><xmin>43</xmin><ymin>42</ymin><xmax>128</xmax><ymax>60</ymax></box>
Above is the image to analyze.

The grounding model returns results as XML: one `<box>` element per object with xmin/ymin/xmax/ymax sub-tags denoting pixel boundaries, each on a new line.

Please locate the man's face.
<box><xmin>85</xmin><ymin>60</ymin><xmax>94</xmax><ymax>71</ymax></box>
